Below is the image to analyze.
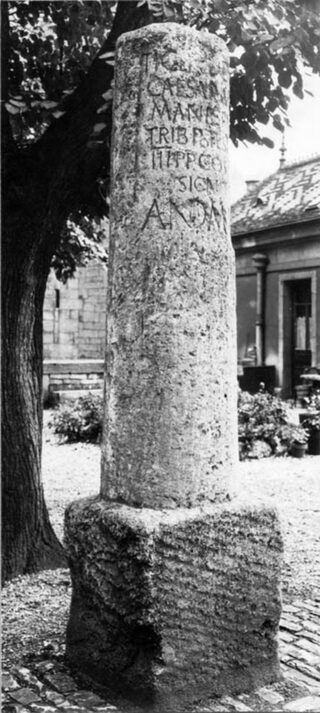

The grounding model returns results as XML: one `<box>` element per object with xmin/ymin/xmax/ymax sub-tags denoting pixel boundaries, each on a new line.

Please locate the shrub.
<box><xmin>238</xmin><ymin>387</ymin><xmax>290</xmax><ymax>460</ymax></box>
<box><xmin>301</xmin><ymin>412</ymin><xmax>320</xmax><ymax>432</ymax></box>
<box><xmin>301</xmin><ymin>390</ymin><xmax>320</xmax><ymax>413</ymax></box>
<box><xmin>49</xmin><ymin>393</ymin><xmax>103</xmax><ymax>443</ymax></box>
<box><xmin>278</xmin><ymin>423</ymin><xmax>309</xmax><ymax>448</ymax></box>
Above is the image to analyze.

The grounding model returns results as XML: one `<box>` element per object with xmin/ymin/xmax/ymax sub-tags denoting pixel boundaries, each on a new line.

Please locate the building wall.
<box><xmin>77</xmin><ymin>261</ymin><xmax>108</xmax><ymax>358</ymax></box>
<box><xmin>234</xmin><ymin>227</ymin><xmax>320</xmax><ymax>390</ymax></box>
<box><xmin>43</xmin><ymin>260</ymin><xmax>108</xmax><ymax>360</ymax></box>
<box><xmin>235</xmin><ymin>273</ymin><xmax>256</xmax><ymax>362</ymax></box>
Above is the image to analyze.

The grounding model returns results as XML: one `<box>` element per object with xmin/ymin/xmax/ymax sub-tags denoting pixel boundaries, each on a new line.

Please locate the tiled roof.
<box><xmin>231</xmin><ymin>154</ymin><xmax>320</xmax><ymax>235</ymax></box>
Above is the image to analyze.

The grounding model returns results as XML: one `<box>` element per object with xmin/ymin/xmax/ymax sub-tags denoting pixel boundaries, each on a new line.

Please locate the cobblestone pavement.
<box><xmin>2</xmin><ymin>597</ymin><xmax>320</xmax><ymax>713</ymax></box>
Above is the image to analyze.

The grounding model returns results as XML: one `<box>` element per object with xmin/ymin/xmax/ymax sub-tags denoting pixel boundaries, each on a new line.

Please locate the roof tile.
<box><xmin>231</xmin><ymin>154</ymin><xmax>320</xmax><ymax>235</ymax></box>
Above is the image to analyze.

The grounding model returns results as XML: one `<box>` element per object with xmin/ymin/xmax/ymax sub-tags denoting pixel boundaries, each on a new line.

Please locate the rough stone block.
<box><xmin>65</xmin><ymin>497</ymin><xmax>283</xmax><ymax>711</ymax></box>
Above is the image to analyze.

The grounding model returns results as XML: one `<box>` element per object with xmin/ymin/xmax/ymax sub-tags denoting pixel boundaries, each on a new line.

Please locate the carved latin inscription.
<box><xmin>138</xmin><ymin>43</ymin><xmax>227</xmax><ymax>231</ymax></box>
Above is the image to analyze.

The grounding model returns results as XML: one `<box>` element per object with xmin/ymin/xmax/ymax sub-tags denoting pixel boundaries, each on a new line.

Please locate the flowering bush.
<box><xmin>238</xmin><ymin>387</ymin><xmax>290</xmax><ymax>460</ymax></box>
<box><xmin>301</xmin><ymin>391</ymin><xmax>320</xmax><ymax>412</ymax></box>
<box><xmin>284</xmin><ymin>425</ymin><xmax>309</xmax><ymax>445</ymax></box>
<box><xmin>301</xmin><ymin>413</ymin><xmax>320</xmax><ymax>432</ymax></box>
<box><xmin>49</xmin><ymin>393</ymin><xmax>103</xmax><ymax>443</ymax></box>
<box><xmin>300</xmin><ymin>390</ymin><xmax>320</xmax><ymax>432</ymax></box>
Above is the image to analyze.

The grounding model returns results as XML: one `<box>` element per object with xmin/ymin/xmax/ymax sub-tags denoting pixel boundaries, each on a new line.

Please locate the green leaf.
<box><xmin>278</xmin><ymin>70</ymin><xmax>292</xmax><ymax>89</ymax></box>
<box><xmin>92</xmin><ymin>122</ymin><xmax>107</xmax><ymax>134</ymax></box>
<box><xmin>269</xmin><ymin>36</ymin><xmax>293</xmax><ymax>53</ymax></box>
<box><xmin>41</xmin><ymin>100</ymin><xmax>58</xmax><ymax>109</ymax></box>
<box><xmin>99</xmin><ymin>51</ymin><xmax>114</xmax><ymax>60</ymax></box>
<box><xmin>262</xmin><ymin>136</ymin><xmax>274</xmax><ymax>148</ymax></box>
<box><xmin>5</xmin><ymin>102</ymin><xmax>21</xmax><ymax>115</ymax></box>
<box><xmin>102</xmin><ymin>89</ymin><xmax>113</xmax><ymax>101</ymax></box>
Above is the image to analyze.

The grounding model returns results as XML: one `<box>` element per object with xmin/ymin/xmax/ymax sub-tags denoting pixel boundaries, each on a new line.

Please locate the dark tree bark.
<box><xmin>1</xmin><ymin>0</ymin><xmax>153</xmax><ymax>583</ymax></box>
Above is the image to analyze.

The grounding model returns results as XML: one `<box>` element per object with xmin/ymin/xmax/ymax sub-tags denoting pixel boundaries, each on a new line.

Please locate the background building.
<box><xmin>232</xmin><ymin>154</ymin><xmax>320</xmax><ymax>396</ymax></box>
<box><xmin>43</xmin><ymin>259</ymin><xmax>108</xmax><ymax>361</ymax></box>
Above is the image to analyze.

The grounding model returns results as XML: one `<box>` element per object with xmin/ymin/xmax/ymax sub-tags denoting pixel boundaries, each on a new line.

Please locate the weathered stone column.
<box><xmin>65</xmin><ymin>24</ymin><xmax>283</xmax><ymax>712</ymax></box>
<box><xmin>101</xmin><ymin>22</ymin><xmax>237</xmax><ymax>509</ymax></box>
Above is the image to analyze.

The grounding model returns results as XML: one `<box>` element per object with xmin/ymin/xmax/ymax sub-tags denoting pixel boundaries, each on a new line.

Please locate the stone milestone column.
<box><xmin>65</xmin><ymin>24</ymin><xmax>283</xmax><ymax>711</ymax></box>
<box><xmin>101</xmin><ymin>20</ymin><xmax>238</xmax><ymax>509</ymax></box>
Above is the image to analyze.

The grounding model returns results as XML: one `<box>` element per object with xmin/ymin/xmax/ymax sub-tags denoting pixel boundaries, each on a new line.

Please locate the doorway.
<box><xmin>282</xmin><ymin>278</ymin><xmax>312</xmax><ymax>395</ymax></box>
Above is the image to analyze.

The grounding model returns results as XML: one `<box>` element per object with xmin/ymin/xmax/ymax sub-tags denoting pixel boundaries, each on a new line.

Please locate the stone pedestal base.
<box><xmin>65</xmin><ymin>497</ymin><xmax>283</xmax><ymax>711</ymax></box>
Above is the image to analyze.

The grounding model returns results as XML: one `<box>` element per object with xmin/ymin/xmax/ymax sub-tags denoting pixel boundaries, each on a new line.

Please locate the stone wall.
<box><xmin>43</xmin><ymin>260</ymin><xmax>108</xmax><ymax>360</ymax></box>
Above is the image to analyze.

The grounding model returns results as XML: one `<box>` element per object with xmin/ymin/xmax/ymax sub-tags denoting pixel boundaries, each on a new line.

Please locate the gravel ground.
<box><xmin>231</xmin><ymin>456</ymin><xmax>320</xmax><ymax>602</ymax></box>
<box><xmin>2</xmin><ymin>413</ymin><xmax>320</xmax><ymax>670</ymax></box>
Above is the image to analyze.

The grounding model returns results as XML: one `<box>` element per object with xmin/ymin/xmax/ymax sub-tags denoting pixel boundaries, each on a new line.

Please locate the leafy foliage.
<box><xmin>299</xmin><ymin>391</ymin><xmax>320</xmax><ymax>432</ymax></box>
<box><xmin>182</xmin><ymin>0</ymin><xmax>320</xmax><ymax>146</ymax></box>
<box><xmin>301</xmin><ymin>390</ymin><xmax>320</xmax><ymax>412</ymax></box>
<box><xmin>51</xmin><ymin>216</ymin><xmax>108</xmax><ymax>282</ymax></box>
<box><xmin>5</xmin><ymin>0</ymin><xmax>320</xmax><ymax>149</ymax></box>
<box><xmin>6</xmin><ymin>1</ymin><xmax>115</xmax><ymax>144</ymax></box>
<box><xmin>301</xmin><ymin>413</ymin><xmax>320</xmax><ymax>432</ymax></box>
<box><xmin>49</xmin><ymin>393</ymin><xmax>103</xmax><ymax>443</ymax></box>
<box><xmin>238</xmin><ymin>388</ymin><xmax>296</xmax><ymax>459</ymax></box>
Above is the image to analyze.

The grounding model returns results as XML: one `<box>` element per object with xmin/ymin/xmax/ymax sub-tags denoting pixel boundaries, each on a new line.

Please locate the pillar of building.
<box><xmin>65</xmin><ymin>24</ymin><xmax>283</xmax><ymax>711</ymax></box>
<box><xmin>253</xmin><ymin>253</ymin><xmax>269</xmax><ymax>366</ymax></box>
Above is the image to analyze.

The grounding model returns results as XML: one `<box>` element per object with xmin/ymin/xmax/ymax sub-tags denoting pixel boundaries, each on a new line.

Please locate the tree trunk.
<box><xmin>2</xmin><ymin>205</ymin><xmax>67</xmax><ymax>582</ymax></box>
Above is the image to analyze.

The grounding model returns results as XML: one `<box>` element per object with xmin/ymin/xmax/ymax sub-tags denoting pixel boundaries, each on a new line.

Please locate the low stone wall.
<box><xmin>43</xmin><ymin>360</ymin><xmax>104</xmax><ymax>404</ymax></box>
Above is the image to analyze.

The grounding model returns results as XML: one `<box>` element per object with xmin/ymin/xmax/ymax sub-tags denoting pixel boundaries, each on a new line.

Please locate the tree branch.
<box><xmin>28</xmin><ymin>1</ymin><xmax>152</xmax><ymax>226</ymax></box>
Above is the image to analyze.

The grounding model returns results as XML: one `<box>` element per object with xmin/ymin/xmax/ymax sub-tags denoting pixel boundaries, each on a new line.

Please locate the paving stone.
<box><xmin>287</xmin><ymin>659</ymin><xmax>320</xmax><ymax>682</ymax></box>
<box><xmin>93</xmin><ymin>703</ymin><xmax>124</xmax><ymax>713</ymax></box>
<box><xmin>71</xmin><ymin>690</ymin><xmax>107</xmax><ymax>706</ymax></box>
<box><xmin>282</xmin><ymin>644</ymin><xmax>304</xmax><ymax>658</ymax></box>
<box><xmin>306</xmin><ymin>614</ymin><xmax>320</xmax><ymax>626</ymax></box>
<box><xmin>295</xmin><ymin>638</ymin><xmax>320</xmax><ymax>656</ymax></box>
<box><xmin>12</xmin><ymin>666</ymin><xmax>33</xmax><ymax>681</ymax></box>
<box><xmin>41</xmin><ymin>688</ymin><xmax>67</xmax><ymax>706</ymax></box>
<box><xmin>257</xmin><ymin>686</ymin><xmax>284</xmax><ymax>704</ymax></box>
<box><xmin>283</xmin><ymin>695</ymin><xmax>320</xmax><ymax>711</ymax></box>
<box><xmin>292</xmin><ymin>647</ymin><xmax>320</xmax><ymax>667</ymax></box>
<box><xmin>283</xmin><ymin>605</ymin><xmax>304</xmax><ymax>614</ymax></box>
<box><xmin>300</xmin><ymin>603</ymin><xmax>320</xmax><ymax>616</ymax></box>
<box><xmin>1</xmin><ymin>674</ymin><xmax>20</xmax><ymax>691</ymax></box>
<box><xmin>305</xmin><ymin>600</ymin><xmax>320</xmax><ymax>608</ymax></box>
<box><xmin>284</xmin><ymin>668</ymin><xmax>320</xmax><ymax>694</ymax></box>
<box><xmin>8</xmin><ymin>688</ymin><xmax>43</xmax><ymax>705</ymax></box>
<box><xmin>58</xmin><ymin>702</ymin><xmax>86</xmax><ymax>711</ymax></box>
<box><xmin>220</xmin><ymin>696</ymin><xmax>253</xmax><ymax>711</ymax></box>
<box><xmin>33</xmin><ymin>662</ymin><xmax>55</xmax><ymax>675</ymax></box>
<box><xmin>281</xmin><ymin>631</ymin><xmax>296</xmax><ymax>644</ymax></box>
<box><xmin>2</xmin><ymin>694</ymin><xmax>14</xmax><ymax>705</ymax></box>
<box><xmin>42</xmin><ymin>673</ymin><xmax>77</xmax><ymax>694</ymax></box>
<box><xmin>281</xmin><ymin>618</ymin><xmax>304</xmax><ymax>633</ymax></box>
<box><xmin>303</xmin><ymin>620</ymin><xmax>320</xmax><ymax>646</ymax></box>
